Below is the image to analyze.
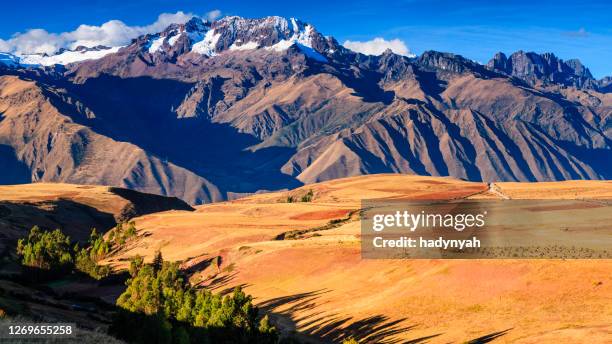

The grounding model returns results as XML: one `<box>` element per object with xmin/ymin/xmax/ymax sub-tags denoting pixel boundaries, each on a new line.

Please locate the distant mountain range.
<box><xmin>0</xmin><ymin>16</ymin><xmax>610</xmax><ymax>204</ymax></box>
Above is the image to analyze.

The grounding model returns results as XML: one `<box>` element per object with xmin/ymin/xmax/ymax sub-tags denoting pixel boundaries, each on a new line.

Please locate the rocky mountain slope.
<box><xmin>0</xmin><ymin>75</ymin><xmax>221</xmax><ymax>203</ymax></box>
<box><xmin>0</xmin><ymin>16</ymin><xmax>610</xmax><ymax>203</ymax></box>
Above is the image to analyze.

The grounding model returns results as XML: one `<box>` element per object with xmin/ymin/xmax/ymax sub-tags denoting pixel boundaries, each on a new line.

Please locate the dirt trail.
<box><xmin>488</xmin><ymin>182</ymin><xmax>511</xmax><ymax>199</ymax></box>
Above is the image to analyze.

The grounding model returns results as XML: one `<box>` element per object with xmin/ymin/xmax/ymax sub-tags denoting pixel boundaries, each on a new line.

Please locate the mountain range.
<box><xmin>0</xmin><ymin>16</ymin><xmax>610</xmax><ymax>204</ymax></box>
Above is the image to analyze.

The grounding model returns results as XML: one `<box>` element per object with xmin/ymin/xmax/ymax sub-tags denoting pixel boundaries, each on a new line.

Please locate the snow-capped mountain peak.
<box><xmin>145</xmin><ymin>17</ymin><xmax>213</xmax><ymax>54</ymax></box>
<box><xmin>138</xmin><ymin>15</ymin><xmax>332</xmax><ymax>61</ymax></box>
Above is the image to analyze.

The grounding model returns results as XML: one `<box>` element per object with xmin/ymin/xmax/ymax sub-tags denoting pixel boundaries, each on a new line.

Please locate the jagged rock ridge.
<box><xmin>0</xmin><ymin>16</ymin><xmax>610</xmax><ymax>204</ymax></box>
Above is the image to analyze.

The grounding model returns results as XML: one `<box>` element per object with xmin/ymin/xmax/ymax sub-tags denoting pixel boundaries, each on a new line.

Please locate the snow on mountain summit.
<box><xmin>19</xmin><ymin>46</ymin><xmax>122</xmax><ymax>66</ymax></box>
<box><xmin>142</xmin><ymin>16</ymin><xmax>331</xmax><ymax>60</ymax></box>
<box><xmin>0</xmin><ymin>46</ymin><xmax>121</xmax><ymax>67</ymax></box>
<box><xmin>210</xmin><ymin>16</ymin><xmax>327</xmax><ymax>59</ymax></box>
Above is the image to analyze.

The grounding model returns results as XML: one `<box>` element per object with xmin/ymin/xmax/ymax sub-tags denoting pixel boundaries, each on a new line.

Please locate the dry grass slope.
<box><xmin>103</xmin><ymin>174</ymin><xmax>612</xmax><ymax>343</ymax></box>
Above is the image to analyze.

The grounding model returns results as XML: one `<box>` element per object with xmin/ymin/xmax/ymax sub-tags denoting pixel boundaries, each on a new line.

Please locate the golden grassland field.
<box><xmin>92</xmin><ymin>175</ymin><xmax>612</xmax><ymax>343</ymax></box>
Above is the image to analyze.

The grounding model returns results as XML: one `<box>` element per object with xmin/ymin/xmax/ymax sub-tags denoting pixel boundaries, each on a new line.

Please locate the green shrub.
<box><xmin>300</xmin><ymin>190</ymin><xmax>314</xmax><ymax>202</ymax></box>
<box><xmin>73</xmin><ymin>228</ymin><xmax>113</xmax><ymax>279</ymax></box>
<box><xmin>74</xmin><ymin>247</ymin><xmax>110</xmax><ymax>280</ymax></box>
<box><xmin>152</xmin><ymin>250</ymin><xmax>163</xmax><ymax>273</ymax></box>
<box><xmin>108</xmin><ymin>221</ymin><xmax>138</xmax><ymax>247</ymax></box>
<box><xmin>257</xmin><ymin>315</ymin><xmax>279</xmax><ymax>343</ymax></box>
<box><xmin>129</xmin><ymin>255</ymin><xmax>144</xmax><ymax>277</ymax></box>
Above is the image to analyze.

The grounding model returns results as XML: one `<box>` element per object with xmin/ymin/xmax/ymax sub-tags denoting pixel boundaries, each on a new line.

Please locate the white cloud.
<box><xmin>206</xmin><ymin>10</ymin><xmax>222</xmax><ymax>21</ymax></box>
<box><xmin>563</xmin><ymin>27</ymin><xmax>590</xmax><ymax>38</ymax></box>
<box><xmin>0</xmin><ymin>10</ymin><xmax>222</xmax><ymax>55</ymax></box>
<box><xmin>343</xmin><ymin>37</ymin><xmax>415</xmax><ymax>57</ymax></box>
<box><xmin>0</xmin><ymin>29</ymin><xmax>65</xmax><ymax>55</ymax></box>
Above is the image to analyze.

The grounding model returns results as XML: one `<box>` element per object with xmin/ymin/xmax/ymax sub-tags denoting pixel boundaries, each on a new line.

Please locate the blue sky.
<box><xmin>1</xmin><ymin>0</ymin><xmax>610</xmax><ymax>78</ymax></box>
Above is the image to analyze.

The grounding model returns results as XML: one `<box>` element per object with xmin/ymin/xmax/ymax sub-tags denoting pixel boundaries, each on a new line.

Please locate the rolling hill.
<box><xmin>0</xmin><ymin>182</ymin><xmax>193</xmax><ymax>256</ymax></box>
<box><xmin>100</xmin><ymin>174</ymin><xmax>612</xmax><ymax>343</ymax></box>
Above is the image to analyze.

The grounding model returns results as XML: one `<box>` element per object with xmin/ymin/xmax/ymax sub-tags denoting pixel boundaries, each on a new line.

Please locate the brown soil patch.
<box><xmin>289</xmin><ymin>209</ymin><xmax>350</xmax><ymax>220</ymax></box>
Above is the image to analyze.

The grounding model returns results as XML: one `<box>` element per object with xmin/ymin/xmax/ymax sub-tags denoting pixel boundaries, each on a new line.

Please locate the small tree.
<box><xmin>129</xmin><ymin>255</ymin><xmax>144</xmax><ymax>277</ymax></box>
<box><xmin>88</xmin><ymin>228</ymin><xmax>110</xmax><ymax>260</ymax></box>
<box><xmin>152</xmin><ymin>250</ymin><xmax>163</xmax><ymax>274</ymax></box>
<box><xmin>125</xmin><ymin>221</ymin><xmax>137</xmax><ymax>238</ymax></box>
<box><xmin>257</xmin><ymin>315</ymin><xmax>279</xmax><ymax>343</ymax></box>
<box><xmin>211</xmin><ymin>255</ymin><xmax>221</xmax><ymax>273</ymax></box>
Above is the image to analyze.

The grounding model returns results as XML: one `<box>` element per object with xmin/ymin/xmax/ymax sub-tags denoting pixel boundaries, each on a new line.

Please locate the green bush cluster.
<box><xmin>15</xmin><ymin>226</ymin><xmax>278</xmax><ymax>343</ymax></box>
<box><xmin>16</xmin><ymin>226</ymin><xmax>73</xmax><ymax>271</ymax></box>
<box><xmin>74</xmin><ymin>228</ymin><xmax>112</xmax><ymax>279</ymax></box>
<box><xmin>73</xmin><ymin>222</ymin><xmax>137</xmax><ymax>279</ymax></box>
<box><xmin>300</xmin><ymin>190</ymin><xmax>314</xmax><ymax>202</ymax></box>
<box><xmin>113</xmin><ymin>253</ymin><xmax>278</xmax><ymax>343</ymax></box>
<box><xmin>16</xmin><ymin>226</ymin><xmax>113</xmax><ymax>279</ymax></box>
<box><xmin>107</xmin><ymin>221</ymin><xmax>138</xmax><ymax>246</ymax></box>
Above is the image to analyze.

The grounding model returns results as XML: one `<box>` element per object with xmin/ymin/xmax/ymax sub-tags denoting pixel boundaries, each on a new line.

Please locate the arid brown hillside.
<box><xmin>0</xmin><ymin>75</ymin><xmax>221</xmax><ymax>203</ymax></box>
